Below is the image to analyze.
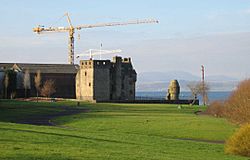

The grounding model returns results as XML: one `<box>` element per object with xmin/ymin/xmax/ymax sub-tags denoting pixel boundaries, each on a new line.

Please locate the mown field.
<box><xmin>0</xmin><ymin>100</ymin><xmax>247</xmax><ymax>160</ymax></box>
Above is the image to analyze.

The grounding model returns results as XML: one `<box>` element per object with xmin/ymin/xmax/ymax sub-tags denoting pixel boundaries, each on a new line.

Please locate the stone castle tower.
<box><xmin>76</xmin><ymin>56</ymin><xmax>136</xmax><ymax>102</ymax></box>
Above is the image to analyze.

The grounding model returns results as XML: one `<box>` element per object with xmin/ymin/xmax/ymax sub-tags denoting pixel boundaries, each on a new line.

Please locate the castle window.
<box><xmin>81</xmin><ymin>62</ymin><xmax>84</xmax><ymax>65</ymax></box>
<box><xmin>97</xmin><ymin>62</ymin><xmax>100</xmax><ymax>65</ymax></box>
<box><xmin>85</xmin><ymin>62</ymin><xmax>87</xmax><ymax>65</ymax></box>
<box><xmin>89</xmin><ymin>62</ymin><xmax>91</xmax><ymax>65</ymax></box>
<box><xmin>85</xmin><ymin>72</ymin><xmax>87</xmax><ymax>76</ymax></box>
<box><xmin>89</xmin><ymin>83</ymin><xmax>91</xmax><ymax>87</ymax></box>
<box><xmin>103</xmin><ymin>62</ymin><xmax>106</xmax><ymax>65</ymax></box>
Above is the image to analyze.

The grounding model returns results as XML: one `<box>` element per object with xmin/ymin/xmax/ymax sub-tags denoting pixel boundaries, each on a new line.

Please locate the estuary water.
<box><xmin>136</xmin><ymin>91</ymin><xmax>232</xmax><ymax>103</ymax></box>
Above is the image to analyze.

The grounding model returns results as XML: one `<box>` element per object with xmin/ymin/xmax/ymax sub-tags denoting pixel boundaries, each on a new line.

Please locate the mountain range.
<box><xmin>137</xmin><ymin>71</ymin><xmax>239</xmax><ymax>92</ymax></box>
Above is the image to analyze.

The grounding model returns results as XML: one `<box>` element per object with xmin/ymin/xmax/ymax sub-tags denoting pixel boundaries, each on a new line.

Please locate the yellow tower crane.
<box><xmin>33</xmin><ymin>13</ymin><xmax>159</xmax><ymax>64</ymax></box>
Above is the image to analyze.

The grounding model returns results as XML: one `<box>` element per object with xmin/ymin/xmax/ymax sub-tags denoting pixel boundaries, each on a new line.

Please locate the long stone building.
<box><xmin>0</xmin><ymin>63</ymin><xmax>78</xmax><ymax>98</ymax></box>
<box><xmin>0</xmin><ymin>56</ymin><xmax>137</xmax><ymax>101</ymax></box>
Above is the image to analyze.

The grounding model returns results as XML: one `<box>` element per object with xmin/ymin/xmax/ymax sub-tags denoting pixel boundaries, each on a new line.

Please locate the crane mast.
<box><xmin>69</xmin><ymin>29</ymin><xmax>74</xmax><ymax>64</ymax></box>
<box><xmin>33</xmin><ymin>13</ymin><xmax>159</xmax><ymax>64</ymax></box>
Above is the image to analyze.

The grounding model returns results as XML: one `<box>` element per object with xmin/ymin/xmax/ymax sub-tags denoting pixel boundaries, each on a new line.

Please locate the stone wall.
<box><xmin>97</xmin><ymin>99</ymin><xmax>199</xmax><ymax>105</ymax></box>
<box><xmin>76</xmin><ymin>60</ymin><xmax>112</xmax><ymax>101</ymax></box>
<box><xmin>76</xmin><ymin>60</ymin><xmax>94</xmax><ymax>101</ymax></box>
<box><xmin>111</xmin><ymin>57</ymin><xmax>122</xmax><ymax>100</ymax></box>
<box><xmin>93</xmin><ymin>60</ymin><xmax>111</xmax><ymax>101</ymax></box>
<box><xmin>120</xmin><ymin>58</ymin><xmax>137</xmax><ymax>100</ymax></box>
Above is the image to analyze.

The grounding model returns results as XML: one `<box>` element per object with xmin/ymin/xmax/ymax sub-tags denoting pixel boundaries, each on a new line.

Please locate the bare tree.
<box><xmin>187</xmin><ymin>82</ymin><xmax>201</xmax><ymax>105</ymax></box>
<box><xmin>187</xmin><ymin>81</ymin><xmax>209</xmax><ymax>106</ymax></box>
<box><xmin>34</xmin><ymin>70</ymin><xmax>41</xmax><ymax>102</ymax></box>
<box><xmin>23</xmin><ymin>70</ymin><xmax>30</xmax><ymax>98</ymax></box>
<box><xmin>41</xmin><ymin>79</ymin><xmax>56</xmax><ymax>98</ymax></box>
<box><xmin>4</xmin><ymin>74</ymin><xmax>9</xmax><ymax>99</ymax></box>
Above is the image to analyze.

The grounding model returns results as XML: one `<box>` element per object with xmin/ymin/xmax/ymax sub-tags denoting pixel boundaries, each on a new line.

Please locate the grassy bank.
<box><xmin>0</xmin><ymin>100</ymin><xmax>246</xmax><ymax>160</ymax></box>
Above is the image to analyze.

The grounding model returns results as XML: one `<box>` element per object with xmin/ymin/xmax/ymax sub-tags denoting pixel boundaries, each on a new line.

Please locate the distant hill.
<box><xmin>137</xmin><ymin>71</ymin><xmax>239</xmax><ymax>92</ymax></box>
<box><xmin>205</xmin><ymin>75</ymin><xmax>238</xmax><ymax>82</ymax></box>
<box><xmin>138</xmin><ymin>71</ymin><xmax>199</xmax><ymax>83</ymax></box>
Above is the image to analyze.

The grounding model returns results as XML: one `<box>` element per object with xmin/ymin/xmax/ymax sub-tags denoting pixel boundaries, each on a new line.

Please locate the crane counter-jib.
<box><xmin>33</xmin><ymin>27</ymin><xmax>70</xmax><ymax>33</ymax></box>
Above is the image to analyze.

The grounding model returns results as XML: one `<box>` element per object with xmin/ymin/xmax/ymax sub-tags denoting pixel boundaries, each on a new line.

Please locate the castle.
<box><xmin>0</xmin><ymin>56</ymin><xmax>137</xmax><ymax>102</ymax></box>
<box><xmin>76</xmin><ymin>56</ymin><xmax>136</xmax><ymax>101</ymax></box>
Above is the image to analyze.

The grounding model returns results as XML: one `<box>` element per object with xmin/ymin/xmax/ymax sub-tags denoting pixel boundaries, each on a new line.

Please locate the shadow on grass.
<box><xmin>0</xmin><ymin>100</ymin><xmax>88</xmax><ymax>125</ymax></box>
<box><xmin>2</xmin><ymin>154</ymin><xmax>75</xmax><ymax>160</ymax></box>
<box><xmin>0</xmin><ymin>127</ymin><xmax>139</xmax><ymax>146</ymax></box>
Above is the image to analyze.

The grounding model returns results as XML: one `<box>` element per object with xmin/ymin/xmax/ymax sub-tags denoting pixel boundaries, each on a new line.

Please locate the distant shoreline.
<box><xmin>136</xmin><ymin>91</ymin><xmax>232</xmax><ymax>102</ymax></box>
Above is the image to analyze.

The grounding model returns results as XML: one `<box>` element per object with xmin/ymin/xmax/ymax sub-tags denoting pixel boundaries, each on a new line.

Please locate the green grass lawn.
<box><xmin>0</xmin><ymin>100</ymin><xmax>247</xmax><ymax>160</ymax></box>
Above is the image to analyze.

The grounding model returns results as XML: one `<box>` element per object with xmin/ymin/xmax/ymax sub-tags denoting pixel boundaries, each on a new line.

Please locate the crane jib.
<box><xmin>33</xmin><ymin>13</ymin><xmax>159</xmax><ymax>64</ymax></box>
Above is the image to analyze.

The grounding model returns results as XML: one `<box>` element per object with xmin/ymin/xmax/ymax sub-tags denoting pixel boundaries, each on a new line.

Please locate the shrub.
<box><xmin>41</xmin><ymin>79</ymin><xmax>56</xmax><ymax>98</ymax></box>
<box><xmin>224</xmin><ymin>79</ymin><xmax>250</xmax><ymax>124</ymax></box>
<box><xmin>206</xmin><ymin>100</ymin><xmax>225</xmax><ymax>117</ymax></box>
<box><xmin>225</xmin><ymin>124</ymin><xmax>250</xmax><ymax>157</ymax></box>
<box><xmin>207</xmin><ymin>79</ymin><xmax>250</xmax><ymax>124</ymax></box>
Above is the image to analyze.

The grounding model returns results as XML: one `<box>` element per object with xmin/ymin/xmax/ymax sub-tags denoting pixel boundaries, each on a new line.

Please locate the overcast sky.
<box><xmin>1</xmin><ymin>0</ymin><xmax>250</xmax><ymax>79</ymax></box>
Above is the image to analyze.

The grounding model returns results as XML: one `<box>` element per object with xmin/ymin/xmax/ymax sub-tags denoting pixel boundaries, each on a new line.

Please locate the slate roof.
<box><xmin>0</xmin><ymin>63</ymin><xmax>14</xmax><ymax>70</ymax></box>
<box><xmin>0</xmin><ymin>63</ymin><xmax>79</xmax><ymax>74</ymax></box>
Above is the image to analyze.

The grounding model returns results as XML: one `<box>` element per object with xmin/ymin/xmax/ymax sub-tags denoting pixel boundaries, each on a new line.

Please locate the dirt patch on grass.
<box><xmin>176</xmin><ymin>138</ymin><xmax>224</xmax><ymax>144</ymax></box>
<box><xmin>17</xmin><ymin>106</ymin><xmax>88</xmax><ymax>126</ymax></box>
<box><xmin>15</xmin><ymin>97</ymin><xmax>65</xmax><ymax>102</ymax></box>
<box><xmin>194</xmin><ymin>110</ymin><xmax>209</xmax><ymax>116</ymax></box>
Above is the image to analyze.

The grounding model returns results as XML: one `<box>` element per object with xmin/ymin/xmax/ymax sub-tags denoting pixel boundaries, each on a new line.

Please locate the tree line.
<box><xmin>1</xmin><ymin>69</ymin><xmax>56</xmax><ymax>100</ymax></box>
